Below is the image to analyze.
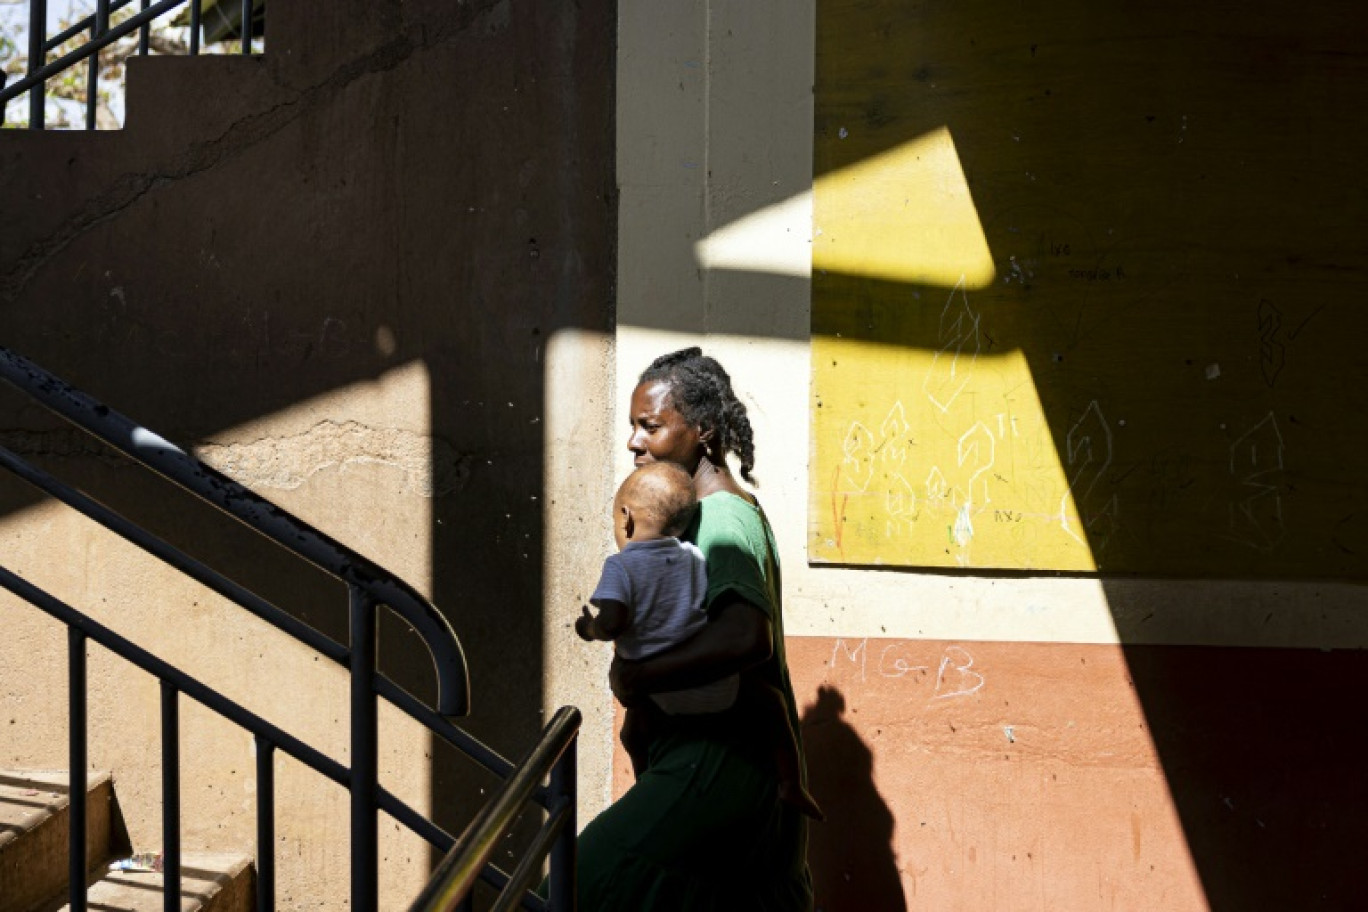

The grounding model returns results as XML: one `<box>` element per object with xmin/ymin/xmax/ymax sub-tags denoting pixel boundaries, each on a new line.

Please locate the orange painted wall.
<box><xmin>615</xmin><ymin>638</ymin><xmax>1368</xmax><ymax>910</ymax></box>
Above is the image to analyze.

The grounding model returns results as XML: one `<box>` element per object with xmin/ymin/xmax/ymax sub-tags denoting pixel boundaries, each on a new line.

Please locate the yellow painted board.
<box><xmin>810</xmin><ymin>0</ymin><xmax>1368</xmax><ymax>576</ymax></box>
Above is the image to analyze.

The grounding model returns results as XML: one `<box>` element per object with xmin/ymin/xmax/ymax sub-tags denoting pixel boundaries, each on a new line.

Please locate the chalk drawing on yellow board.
<box><xmin>885</xmin><ymin>471</ymin><xmax>917</xmax><ymax>539</ymax></box>
<box><xmin>958</xmin><ymin>421</ymin><xmax>996</xmax><ymax>508</ymax></box>
<box><xmin>1228</xmin><ymin>412</ymin><xmax>1286</xmax><ymax>551</ymax></box>
<box><xmin>841</xmin><ymin>422</ymin><xmax>876</xmax><ymax>491</ymax></box>
<box><xmin>880</xmin><ymin>402</ymin><xmax>910</xmax><ymax>465</ymax></box>
<box><xmin>1061</xmin><ymin>401</ymin><xmax>1118</xmax><ymax>553</ymax></box>
<box><xmin>923</xmin><ymin>278</ymin><xmax>981</xmax><ymax>413</ymax></box>
<box><xmin>812</xmin><ymin>334</ymin><xmax>1103</xmax><ymax>570</ymax></box>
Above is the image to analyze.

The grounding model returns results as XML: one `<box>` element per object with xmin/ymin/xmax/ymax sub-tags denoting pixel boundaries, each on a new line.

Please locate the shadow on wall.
<box><xmin>1116</xmin><ymin>642</ymin><xmax>1368</xmax><ymax>911</ymax></box>
<box><xmin>801</xmin><ymin>0</ymin><xmax>1368</xmax><ymax>908</ymax></box>
<box><xmin>0</xmin><ymin>0</ymin><xmax>614</xmax><ymax>893</ymax></box>
<box><xmin>801</xmin><ymin>685</ymin><xmax>906</xmax><ymax>912</ymax></box>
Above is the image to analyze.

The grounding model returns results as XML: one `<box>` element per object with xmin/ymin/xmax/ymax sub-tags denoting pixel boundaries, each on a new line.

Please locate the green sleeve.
<box><xmin>690</xmin><ymin>495</ymin><xmax>777</xmax><ymax>622</ymax></box>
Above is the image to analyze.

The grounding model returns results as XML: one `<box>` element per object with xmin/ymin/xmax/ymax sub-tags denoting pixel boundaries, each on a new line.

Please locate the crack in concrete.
<box><xmin>195</xmin><ymin>419</ymin><xmax>472</xmax><ymax>498</ymax></box>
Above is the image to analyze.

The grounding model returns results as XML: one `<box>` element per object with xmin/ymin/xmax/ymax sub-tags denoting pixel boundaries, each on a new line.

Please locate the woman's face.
<box><xmin>627</xmin><ymin>381</ymin><xmax>706</xmax><ymax>474</ymax></box>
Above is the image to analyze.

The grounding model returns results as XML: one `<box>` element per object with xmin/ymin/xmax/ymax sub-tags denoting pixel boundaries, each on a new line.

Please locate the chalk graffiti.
<box><xmin>922</xmin><ymin>277</ymin><xmax>981</xmax><ymax>413</ymax></box>
<box><xmin>884</xmin><ymin>471</ymin><xmax>917</xmax><ymax>538</ymax></box>
<box><xmin>1060</xmin><ymin>400</ymin><xmax>1119</xmax><ymax>550</ymax></box>
<box><xmin>842</xmin><ymin>421</ymin><xmax>876</xmax><ymax>492</ymax></box>
<box><xmin>880</xmin><ymin>402</ymin><xmax>911</xmax><ymax>466</ymax></box>
<box><xmin>1258</xmin><ymin>299</ymin><xmax>1287</xmax><ymax>388</ymax></box>
<box><xmin>827</xmin><ymin>639</ymin><xmax>985</xmax><ymax>702</ymax></box>
<box><xmin>926</xmin><ymin>466</ymin><xmax>949</xmax><ymax>501</ymax></box>
<box><xmin>1228</xmin><ymin>412</ymin><xmax>1286</xmax><ymax>550</ymax></box>
<box><xmin>958</xmin><ymin>421</ymin><xmax>996</xmax><ymax>508</ymax></box>
<box><xmin>934</xmin><ymin>646</ymin><xmax>985</xmax><ymax>699</ymax></box>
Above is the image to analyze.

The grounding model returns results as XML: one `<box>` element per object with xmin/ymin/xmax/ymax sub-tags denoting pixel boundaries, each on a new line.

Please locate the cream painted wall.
<box><xmin>615</xmin><ymin>0</ymin><xmax>1367</xmax><ymax>652</ymax></box>
<box><xmin>540</xmin><ymin>328</ymin><xmax>618</xmax><ymax>812</ymax></box>
<box><xmin>0</xmin><ymin>365</ymin><xmax>438</xmax><ymax>910</ymax></box>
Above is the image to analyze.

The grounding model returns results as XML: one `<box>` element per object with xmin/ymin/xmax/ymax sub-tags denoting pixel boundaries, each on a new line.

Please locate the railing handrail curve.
<box><xmin>0</xmin><ymin>439</ymin><xmax>515</xmax><ymax>780</ymax></box>
<box><xmin>0</xmin><ymin>345</ymin><xmax>469</xmax><ymax>716</ymax></box>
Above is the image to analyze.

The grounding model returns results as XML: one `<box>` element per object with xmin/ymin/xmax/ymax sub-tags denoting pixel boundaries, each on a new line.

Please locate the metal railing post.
<box><xmin>85</xmin><ymin>0</ymin><xmax>109</xmax><ymax>129</ymax></box>
<box><xmin>256</xmin><ymin>735</ymin><xmax>276</xmax><ymax>911</ymax></box>
<box><xmin>139</xmin><ymin>0</ymin><xmax>150</xmax><ymax>55</ymax></box>
<box><xmin>161</xmin><ymin>681</ymin><xmax>181</xmax><ymax>912</ymax></box>
<box><xmin>69</xmin><ymin>628</ymin><xmax>87</xmax><ymax>912</ymax></box>
<box><xmin>239</xmin><ymin>0</ymin><xmax>252</xmax><ymax>54</ymax></box>
<box><xmin>189</xmin><ymin>0</ymin><xmax>201</xmax><ymax>54</ymax></box>
<box><xmin>350</xmin><ymin>587</ymin><xmax>378</xmax><ymax>912</ymax></box>
<box><xmin>27</xmin><ymin>0</ymin><xmax>47</xmax><ymax>128</ymax></box>
<box><xmin>408</xmin><ymin>707</ymin><xmax>581</xmax><ymax>912</ymax></box>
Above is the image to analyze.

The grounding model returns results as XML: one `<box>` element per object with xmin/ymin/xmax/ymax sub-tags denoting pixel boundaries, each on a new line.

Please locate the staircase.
<box><xmin>0</xmin><ymin>346</ymin><xmax>580</xmax><ymax>911</ymax></box>
<box><xmin>2</xmin><ymin>0</ymin><xmax>594</xmax><ymax>906</ymax></box>
<box><xmin>0</xmin><ymin>771</ymin><xmax>252</xmax><ymax>912</ymax></box>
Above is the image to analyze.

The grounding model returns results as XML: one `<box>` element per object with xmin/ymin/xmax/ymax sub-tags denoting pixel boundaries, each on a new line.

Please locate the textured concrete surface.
<box><xmin>0</xmin><ymin>770</ymin><xmax>114</xmax><ymax>912</ymax></box>
<box><xmin>47</xmin><ymin>852</ymin><xmax>253</xmax><ymax>912</ymax></box>
<box><xmin>0</xmin><ymin>0</ymin><xmax>616</xmax><ymax>908</ymax></box>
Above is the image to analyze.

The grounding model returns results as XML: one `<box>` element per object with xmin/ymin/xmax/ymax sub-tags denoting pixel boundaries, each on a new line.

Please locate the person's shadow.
<box><xmin>801</xmin><ymin>685</ymin><xmax>908</xmax><ymax>911</ymax></box>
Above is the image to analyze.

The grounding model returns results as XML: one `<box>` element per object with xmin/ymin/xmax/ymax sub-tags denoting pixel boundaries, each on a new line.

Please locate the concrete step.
<box><xmin>0</xmin><ymin>770</ymin><xmax>116</xmax><ymax>912</ymax></box>
<box><xmin>46</xmin><ymin>852</ymin><xmax>255</xmax><ymax>912</ymax></box>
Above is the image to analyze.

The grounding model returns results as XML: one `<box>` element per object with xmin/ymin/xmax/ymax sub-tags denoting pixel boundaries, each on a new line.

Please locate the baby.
<box><xmin>576</xmin><ymin>462</ymin><xmax>822</xmax><ymax>820</ymax></box>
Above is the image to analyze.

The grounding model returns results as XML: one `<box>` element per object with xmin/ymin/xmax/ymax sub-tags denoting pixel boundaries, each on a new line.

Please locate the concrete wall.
<box><xmin>0</xmin><ymin>0</ymin><xmax>617</xmax><ymax>908</ymax></box>
<box><xmin>616</xmin><ymin>1</ymin><xmax>1367</xmax><ymax>909</ymax></box>
<box><xmin>3</xmin><ymin>0</ymin><xmax>1365</xmax><ymax>909</ymax></box>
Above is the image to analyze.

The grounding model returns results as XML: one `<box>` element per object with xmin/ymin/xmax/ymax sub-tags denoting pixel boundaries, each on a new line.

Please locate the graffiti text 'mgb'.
<box><xmin>828</xmin><ymin>639</ymin><xmax>985</xmax><ymax>701</ymax></box>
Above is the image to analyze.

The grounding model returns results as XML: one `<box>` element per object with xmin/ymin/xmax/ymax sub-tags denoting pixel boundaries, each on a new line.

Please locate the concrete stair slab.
<box><xmin>47</xmin><ymin>852</ymin><xmax>254</xmax><ymax>912</ymax></box>
<box><xmin>0</xmin><ymin>770</ymin><xmax>114</xmax><ymax>912</ymax></box>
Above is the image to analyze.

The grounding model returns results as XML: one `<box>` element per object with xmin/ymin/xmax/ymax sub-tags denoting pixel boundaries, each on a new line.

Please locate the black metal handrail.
<box><xmin>0</xmin><ymin>345</ymin><xmax>468</xmax><ymax>717</ymax></box>
<box><xmin>410</xmin><ymin>707</ymin><xmax>580</xmax><ymax>912</ymax></box>
<box><xmin>0</xmin><ymin>565</ymin><xmax>579</xmax><ymax>911</ymax></box>
<box><xmin>0</xmin><ymin>346</ymin><xmax>578</xmax><ymax>910</ymax></box>
<box><xmin>0</xmin><ymin>0</ymin><xmax>255</xmax><ymax>129</ymax></box>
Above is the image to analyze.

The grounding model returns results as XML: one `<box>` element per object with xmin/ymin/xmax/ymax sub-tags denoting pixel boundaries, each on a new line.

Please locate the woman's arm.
<box><xmin>609</xmin><ymin>592</ymin><xmax>772</xmax><ymax>704</ymax></box>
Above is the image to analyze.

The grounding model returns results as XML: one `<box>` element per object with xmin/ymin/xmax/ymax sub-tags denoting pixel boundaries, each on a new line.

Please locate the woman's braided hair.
<box><xmin>639</xmin><ymin>347</ymin><xmax>757</xmax><ymax>485</ymax></box>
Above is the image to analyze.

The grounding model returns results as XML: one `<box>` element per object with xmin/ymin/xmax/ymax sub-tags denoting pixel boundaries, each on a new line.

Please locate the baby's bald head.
<box><xmin>615</xmin><ymin>462</ymin><xmax>698</xmax><ymax>542</ymax></box>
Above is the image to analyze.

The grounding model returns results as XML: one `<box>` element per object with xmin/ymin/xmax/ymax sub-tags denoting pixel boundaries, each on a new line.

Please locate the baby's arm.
<box><xmin>576</xmin><ymin>599</ymin><xmax>631</xmax><ymax>642</ymax></box>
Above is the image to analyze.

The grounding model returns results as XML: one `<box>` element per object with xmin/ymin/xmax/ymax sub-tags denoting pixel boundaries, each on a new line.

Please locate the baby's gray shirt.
<box><xmin>591</xmin><ymin>537</ymin><xmax>739</xmax><ymax>714</ymax></box>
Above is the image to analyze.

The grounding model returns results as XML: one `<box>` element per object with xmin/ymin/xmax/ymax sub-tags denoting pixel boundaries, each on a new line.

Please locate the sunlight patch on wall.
<box><xmin>694</xmin><ymin>190</ymin><xmax>814</xmax><ymax>277</ymax></box>
<box><xmin>813</xmin><ymin>127</ymin><xmax>995</xmax><ymax>289</ymax></box>
<box><xmin>691</xmin><ymin>128</ymin><xmax>994</xmax><ymax>288</ymax></box>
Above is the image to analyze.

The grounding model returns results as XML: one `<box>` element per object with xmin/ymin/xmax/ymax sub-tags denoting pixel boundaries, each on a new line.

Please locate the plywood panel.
<box><xmin>810</xmin><ymin>0</ymin><xmax>1368</xmax><ymax>575</ymax></box>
